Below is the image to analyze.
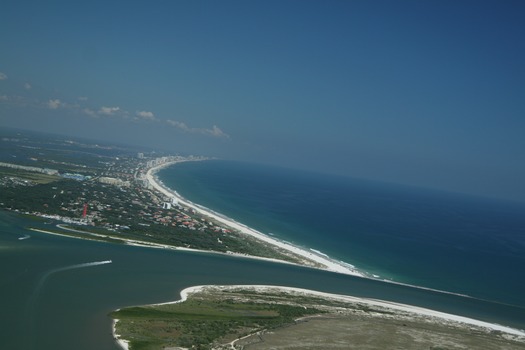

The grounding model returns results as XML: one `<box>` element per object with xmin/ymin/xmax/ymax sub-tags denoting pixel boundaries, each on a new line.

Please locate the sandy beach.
<box><xmin>146</xmin><ymin>160</ymin><xmax>363</xmax><ymax>276</ymax></box>
<box><xmin>143</xmin><ymin>160</ymin><xmax>490</xmax><ymax>299</ymax></box>
<box><xmin>175</xmin><ymin>285</ymin><xmax>523</xmax><ymax>337</ymax></box>
<box><xmin>222</xmin><ymin>285</ymin><xmax>525</xmax><ymax>338</ymax></box>
<box><xmin>111</xmin><ymin>284</ymin><xmax>525</xmax><ymax>350</ymax></box>
<box><xmin>113</xmin><ymin>319</ymin><xmax>130</xmax><ymax>350</ymax></box>
<box><xmin>108</xmin><ymin>161</ymin><xmax>525</xmax><ymax>348</ymax></box>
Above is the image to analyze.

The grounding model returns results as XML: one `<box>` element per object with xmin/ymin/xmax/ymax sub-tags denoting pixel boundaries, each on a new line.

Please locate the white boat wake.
<box><xmin>31</xmin><ymin>260</ymin><xmax>112</xmax><ymax>296</ymax></box>
<box><xmin>25</xmin><ymin>259</ymin><xmax>113</xmax><ymax>347</ymax></box>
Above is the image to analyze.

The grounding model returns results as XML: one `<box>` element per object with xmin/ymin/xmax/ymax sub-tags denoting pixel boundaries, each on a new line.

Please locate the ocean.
<box><xmin>2</xmin><ymin>211</ymin><xmax>525</xmax><ymax>350</ymax></box>
<box><xmin>159</xmin><ymin>160</ymin><xmax>525</xmax><ymax>308</ymax></box>
<box><xmin>2</xmin><ymin>159</ymin><xmax>525</xmax><ymax>348</ymax></box>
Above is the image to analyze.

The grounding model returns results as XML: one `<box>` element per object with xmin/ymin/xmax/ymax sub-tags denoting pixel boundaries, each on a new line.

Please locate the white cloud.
<box><xmin>98</xmin><ymin>106</ymin><xmax>120</xmax><ymax>116</ymax></box>
<box><xmin>136</xmin><ymin>110</ymin><xmax>155</xmax><ymax>120</ymax></box>
<box><xmin>205</xmin><ymin>125</ymin><xmax>230</xmax><ymax>138</ymax></box>
<box><xmin>47</xmin><ymin>99</ymin><xmax>61</xmax><ymax>109</ymax></box>
<box><xmin>166</xmin><ymin>119</ymin><xmax>230</xmax><ymax>139</ymax></box>
<box><xmin>78</xmin><ymin>96</ymin><xmax>88</xmax><ymax>101</ymax></box>
<box><xmin>83</xmin><ymin>108</ymin><xmax>97</xmax><ymax>117</ymax></box>
<box><xmin>24</xmin><ymin>83</ymin><xmax>31</xmax><ymax>90</ymax></box>
<box><xmin>0</xmin><ymin>72</ymin><xmax>7</xmax><ymax>80</ymax></box>
<box><xmin>166</xmin><ymin>119</ymin><xmax>190</xmax><ymax>131</ymax></box>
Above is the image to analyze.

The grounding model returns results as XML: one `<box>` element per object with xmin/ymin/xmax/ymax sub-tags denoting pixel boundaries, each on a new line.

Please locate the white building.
<box><xmin>98</xmin><ymin>177</ymin><xmax>130</xmax><ymax>187</ymax></box>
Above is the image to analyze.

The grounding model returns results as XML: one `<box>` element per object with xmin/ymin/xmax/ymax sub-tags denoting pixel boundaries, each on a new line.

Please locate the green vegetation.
<box><xmin>0</xmin><ymin>153</ymin><xmax>302</xmax><ymax>264</ymax></box>
<box><xmin>1</xmin><ymin>130</ymin><xmax>311</xmax><ymax>267</ymax></box>
<box><xmin>6</xmin><ymin>186</ymin><xmax>297</xmax><ymax>264</ymax></box>
<box><xmin>0</xmin><ymin>177</ymin><xmax>299</xmax><ymax>261</ymax></box>
<box><xmin>111</xmin><ymin>289</ymin><xmax>323</xmax><ymax>350</ymax></box>
<box><xmin>0</xmin><ymin>167</ymin><xmax>60</xmax><ymax>184</ymax></box>
<box><xmin>111</xmin><ymin>287</ymin><xmax>525</xmax><ymax>350</ymax></box>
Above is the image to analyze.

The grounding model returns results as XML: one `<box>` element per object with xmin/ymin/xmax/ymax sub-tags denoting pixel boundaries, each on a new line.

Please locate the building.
<box><xmin>98</xmin><ymin>177</ymin><xmax>130</xmax><ymax>187</ymax></box>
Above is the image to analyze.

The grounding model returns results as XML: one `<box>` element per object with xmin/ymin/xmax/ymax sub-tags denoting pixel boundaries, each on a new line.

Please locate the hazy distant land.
<box><xmin>0</xmin><ymin>133</ymin><xmax>319</xmax><ymax>268</ymax></box>
<box><xmin>2</xmin><ymin>130</ymin><xmax>525</xmax><ymax>350</ymax></box>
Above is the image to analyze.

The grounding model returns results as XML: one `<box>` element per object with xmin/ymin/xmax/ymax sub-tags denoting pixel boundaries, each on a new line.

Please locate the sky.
<box><xmin>1</xmin><ymin>0</ymin><xmax>524</xmax><ymax>202</ymax></box>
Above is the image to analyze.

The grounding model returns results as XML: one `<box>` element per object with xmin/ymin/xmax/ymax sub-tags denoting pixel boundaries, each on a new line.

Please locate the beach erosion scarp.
<box><xmin>145</xmin><ymin>161</ymin><xmax>363</xmax><ymax>277</ymax></box>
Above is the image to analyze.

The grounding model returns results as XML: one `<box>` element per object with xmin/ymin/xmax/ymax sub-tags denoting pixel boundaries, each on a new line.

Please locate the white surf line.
<box><xmin>146</xmin><ymin>160</ymin><xmax>525</xmax><ymax>306</ymax></box>
<box><xmin>146</xmin><ymin>162</ymin><xmax>363</xmax><ymax>277</ymax></box>
<box><xmin>146</xmin><ymin>161</ymin><xmax>512</xmax><ymax>303</ymax></box>
<box><xmin>113</xmin><ymin>284</ymin><xmax>525</xmax><ymax>349</ymax></box>
<box><xmin>193</xmin><ymin>285</ymin><xmax>525</xmax><ymax>338</ymax></box>
<box><xmin>147</xmin><ymin>162</ymin><xmax>500</xmax><ymax>302</ymax></box>
<box><xmin>18</xmin><ymin>234</ymin><xmax>31</xmax><ymax>240</ymax></box>
<box><xmin>271</xmin><ymin>286</ymin><xmax>525</xmax><ymax>337</ymax></box>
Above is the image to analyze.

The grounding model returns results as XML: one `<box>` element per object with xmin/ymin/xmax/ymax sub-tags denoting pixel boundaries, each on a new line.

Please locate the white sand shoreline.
<box><xmin>108</xmin><ymin>161</ymin><xmax>525</xmax><ymax>347</ymax></box>
<box><xmin>184</xmin><ymin>285</ymin><xmax>525</xmax><ymax>337</ymax></box>
<box><xmin>112</xmin><ymin>318</ymin><xmax>130</xmax><ymax>350</ymax></box>
<box><xmin>111</xmin><ymin>284</ymin><xmax>525</xmax><ymax>350</ymax></box>
<box><xmin>145</xmin><ymin>160</ymin><xmax>488</xmax><ymax>299</ymax></box>
<box><xmin>146</xmin><ymin>160</ymin><xmax>363</xmax><ymax>276</ymax></box>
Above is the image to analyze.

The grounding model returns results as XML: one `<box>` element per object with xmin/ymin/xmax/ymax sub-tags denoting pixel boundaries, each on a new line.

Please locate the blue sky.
<box><xmin>1</xmin><ymin>0</ymin><xmax>524</xmax><ymax>202</ymax></box>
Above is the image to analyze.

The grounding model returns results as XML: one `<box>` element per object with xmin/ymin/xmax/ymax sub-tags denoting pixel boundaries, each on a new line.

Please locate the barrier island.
<box><xmin>111</xmin><ymin>285</ymin><xmax>525</xmax><ymax>350</ymax></box>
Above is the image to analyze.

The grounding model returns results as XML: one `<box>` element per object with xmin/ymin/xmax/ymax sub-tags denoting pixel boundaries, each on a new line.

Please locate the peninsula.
<box><xmin>2</xmin><ymin>131</ymin><xmax>524</xmax><ymax>350</ymax></box>
<box><xmin>111</xmin><ymin>285</ymin><xmax>525</xmax><ymax>350</ymax></box>
<box><xmin>0</xmin><ymin>133</ymin><xmax>359</xmax><ymax>275</ymax></box>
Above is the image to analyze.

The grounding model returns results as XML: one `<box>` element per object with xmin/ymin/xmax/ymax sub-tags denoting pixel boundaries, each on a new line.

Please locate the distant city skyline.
<box><xmin>1</xmin><ymin>0</ymin><xmax>524</xmax><ymax>202</ymax></box>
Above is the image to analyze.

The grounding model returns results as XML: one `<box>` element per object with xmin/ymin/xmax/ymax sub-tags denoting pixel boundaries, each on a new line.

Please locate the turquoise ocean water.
<box><xmin>160</xmin><ymin>160</ymin><xmax>525</xmax><ymax>308</ymax></box>
<box><xmin>2</xmin><ymin>160</ymin><xmax>525</xmax><ymax>349</ymax></box>
<box><xmin>2</xmin><ymin>210</ymin><xmax>525</xmax><ymax>350</ymax></box>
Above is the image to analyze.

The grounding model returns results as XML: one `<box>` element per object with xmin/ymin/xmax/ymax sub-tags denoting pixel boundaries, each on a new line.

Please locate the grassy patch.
<box><xmin>28</xmin><ymin>227</ymin><xmax>126</xmax><ymax>245</ymax></box>
<box><xmin>111</xmin><ymin>291</ymin><xmax>322</xmax><ymax>350</ymax></box>
<box><xmin>0</xmin><ymin>168</ymin><xmax>60</xmax><ymax>184</ymax></box>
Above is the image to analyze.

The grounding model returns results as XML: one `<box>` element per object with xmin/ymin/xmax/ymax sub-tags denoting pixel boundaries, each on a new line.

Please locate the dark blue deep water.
<box><xmin>160</xmin><ymin>160</ymin><xmax>525</xmax><ymax>308</ymax></box>
<box><xmin>2</xmin><ymin>159</ymin><xmax>525</xmax><ymax>349</ymax></box>
<box><xmin>1</xmin><ymin>210</ymin><xmax>524</xmax><ymax>349</ymax></box>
